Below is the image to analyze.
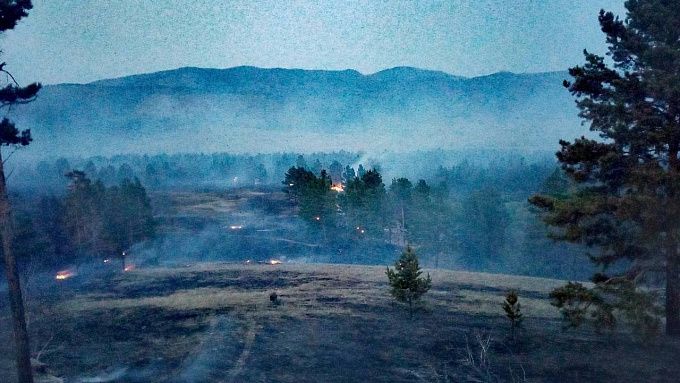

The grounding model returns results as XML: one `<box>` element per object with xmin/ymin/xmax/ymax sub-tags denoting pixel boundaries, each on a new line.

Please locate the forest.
<box><xmin>5</xmin><ymin>150</ymin><xmax>590</xmax><ymax>280</ymax></box>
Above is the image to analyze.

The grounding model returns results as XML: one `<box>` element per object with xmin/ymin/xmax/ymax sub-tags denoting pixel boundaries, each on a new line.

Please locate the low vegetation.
<box><xmin>1</xmin><ymin>262</ymin><xmax>678</xmax><ymax>382</ymax></box>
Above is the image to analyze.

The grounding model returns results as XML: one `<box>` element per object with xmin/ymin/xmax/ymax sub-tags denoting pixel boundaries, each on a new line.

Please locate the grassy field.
<box><xmin>1</xmin><ymin>262</ymin><xmax>679</xmax><ymax>382</ymax></box>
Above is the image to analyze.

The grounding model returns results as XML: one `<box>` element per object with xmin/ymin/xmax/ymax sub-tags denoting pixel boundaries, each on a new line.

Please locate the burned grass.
<box><xmin>1</xmin><ymin>263</ymin><xmax>679</xmax><ymax>382</ymax></box>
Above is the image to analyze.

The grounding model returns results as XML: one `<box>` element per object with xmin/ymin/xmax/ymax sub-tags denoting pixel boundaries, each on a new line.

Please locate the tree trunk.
<box><xmin>408</xmin><ymin>295</ymin><xmax>413</xmax><ymax>319</ymax></box>
<box><xmin>668</xmin><ymin>148</ymin><xmax>680</xmax><ymax>336</ymax></box>
<box><xmin>0</xmin><ymin>149</ymin><xmax>34</xmax><ymax>383</ymax></box>
<box><xmin>666</xmin><ymin>253</ymin><xmax>680</xmax><ymax>336</ymax></box>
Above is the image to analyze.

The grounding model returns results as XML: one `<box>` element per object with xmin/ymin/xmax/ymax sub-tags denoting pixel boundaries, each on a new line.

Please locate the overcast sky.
<box><xmin>0</xmin><ymin>0</ymin><xmax>626</xmax><ymax>85</ymax></box>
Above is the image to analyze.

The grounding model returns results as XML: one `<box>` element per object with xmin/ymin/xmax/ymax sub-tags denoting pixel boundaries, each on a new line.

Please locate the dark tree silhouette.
<box><xmin>531</xmin><ymin>1</ymin><xmax>680</xmax><ymax>335</ymax></box>
<box><xmin>0</xmin><ymin>2</ymin><xmax>41</xmax><ymax>382</ymax></box>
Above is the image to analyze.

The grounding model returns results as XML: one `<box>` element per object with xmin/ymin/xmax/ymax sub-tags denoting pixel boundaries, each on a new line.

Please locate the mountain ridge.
<box><xmin>54</xmin><ymin>66</ymin><xmax>567</xmax><ymax>87</ymax></box>
<box><xmin>11</xmin><ymin>66</ymin><xmax>581</xmax><ymax>159</ymax></box>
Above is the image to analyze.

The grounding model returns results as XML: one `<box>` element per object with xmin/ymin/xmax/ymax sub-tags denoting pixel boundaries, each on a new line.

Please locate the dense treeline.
<box><xmin>284</xmin><ymin>160</ymin><xmax>590</xmax><ymax>279</ymax></box>
<box><xmin>11</xmin><ymin>152</ymin><xmax>363</xmax><ymax>192</ymax></box>
<box><xmin>10</xmin><ymin>171</ymin><xmax>154</xmax><ymax>271</ymax></box>
<box><xmin>9</xmin><ymin>149</ymin><xmax>553</xmax><ymax>192</ymax></box>
<box><xmin>7</xmin><ymin>149</ymin><xmax>592</xmax><ymax>279</ymax></box>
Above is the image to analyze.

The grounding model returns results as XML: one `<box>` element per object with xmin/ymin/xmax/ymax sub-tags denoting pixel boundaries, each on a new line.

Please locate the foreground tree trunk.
<box><xmin>667</xmin><ymin>254</ymin><xmax>680</xmax><ymax>336</ymax></box>
<box><xmin>0</xmin><ymin>149</ymin><xmax>34</xmax><ymax>383</ymax></box>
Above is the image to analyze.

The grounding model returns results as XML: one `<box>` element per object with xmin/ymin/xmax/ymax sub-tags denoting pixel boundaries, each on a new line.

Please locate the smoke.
<box><xmin>8</xmin><ymin>68</ymin><xmax>583</xmax><ymax>162</ymax></box>
<box><xmin>174</xmin><ymin>316</ymin><xmax>245</xmax><ymax>383</ymax></box>
<box><xmin>79</xmin><ymin>368</ymin><xmax>129</xmax><ymax>383</ymax></box>
<box><xmin>71</xmin><ymin>317</ymin><xmax>251</xmax><ymax>383</ymax></box>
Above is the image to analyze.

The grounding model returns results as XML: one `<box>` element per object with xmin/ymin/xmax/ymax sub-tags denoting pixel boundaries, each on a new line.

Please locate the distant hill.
<box><xmin>10</xmin><ymin>66</ymin><xmax>582</xmax><ymax>159</ymax></box>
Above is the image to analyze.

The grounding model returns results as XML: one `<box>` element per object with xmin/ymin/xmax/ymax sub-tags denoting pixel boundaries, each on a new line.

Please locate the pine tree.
<box><xmin>357</xmin><ymin>164</ymin><xmax>366</xmax><ymax>178</ymax></box>
<box><xmin>295</xmin><ymin>154</ymin><xmax>307</xmax><ymax>170</ymax></box>
<box><xmin>342</xmin><ymin>165</ymin><xmax>356</xmax><ymax>185</ymax></box>
<box><xmin>502</xmin><ymin>291</ymin><xmax>523</xmax><ymax>339</ymax></box>
<box><xmin>283</xmin><ymin>166</ymin><xmax>336</xmax><ymax>237</ymax></box>
<box><xmin>390</xmin><ymin>177</ymin><xmax>413</xmax><ymax>232</ymax></box>
<box><xmin>0</xmin><ymin>2</ymin><xmax>41</xmax><ymax>382</ymax></box>
<box><xmin>340</xmin><ymin>168</ymin><xmax>386</xmax><ymax>236</ymax></box>
<box><xmin>386</xmin><ymin>245</ymin><xmax>432</xmax><ymax>316</ymax></box>
<box><xmin>530</xmin><ymin>1</ymin><xmax>680</xmax><ymax>336</ymax></box>
<box><xmin>328</xmin><ymin>160</ymin><xmax>343</xmax><ymax>185</ymax></box>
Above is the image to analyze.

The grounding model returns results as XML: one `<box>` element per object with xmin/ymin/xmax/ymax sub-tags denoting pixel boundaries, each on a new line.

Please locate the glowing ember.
<box><xmin>55</xmin><ymin>269</ymin><xmax>75</xmax><ymax>281</ymax></box>
<box><xmin>269</xmin><ymin>259</ymin><xmax>283</xmax><ymax>265</ymax></box>
<box><xmin>103</xmin><ymin>258</ymin><xmax>111</xmax><ymax>263</ymax></box>
<box><xmin>330</xmin><ymin>183</ymin><xmax>344</xmax><ymax>192</ymax></box>
<box><xmin>314</xmin><ymin>216</ymin><xmax>321</xmax><ymax>221</ymax></box>
<box><xmin>124</xmin><ymin>264</ymin><xmax>135</xmax><ymax>272</ymax></box>
<box><xmin>229</xmin><ymin>225</ymin><xmax>243</xmax><ymax>230</ymax></box>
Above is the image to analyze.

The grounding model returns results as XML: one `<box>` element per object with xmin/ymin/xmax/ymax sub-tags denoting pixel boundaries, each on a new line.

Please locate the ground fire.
<box><xmin>55</xmin><ymin>269</ymin><xmax>75</xmax><ymax>281</ymax></box>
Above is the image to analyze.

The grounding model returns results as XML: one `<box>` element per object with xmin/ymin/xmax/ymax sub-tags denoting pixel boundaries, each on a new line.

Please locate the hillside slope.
<box><xmin>1</xmin><ymin>262</ymin><xmax>677</xmax><ymax>382</ymax></box>
<box><xmin>10</xmin><ymin>66</ymin><xmax>581</xmax><ymax>158</ymax></box>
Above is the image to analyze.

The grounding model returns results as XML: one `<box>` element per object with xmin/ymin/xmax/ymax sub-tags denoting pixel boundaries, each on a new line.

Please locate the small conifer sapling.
<box><xmin>386</xmin><ymin>245</ymin><xmax>431</xmax><ymax>316</ymax></box>
<box><xmin>502</xmin><ymin>290</ymin><xmax>523</xmax><ymax>339</ymax></box>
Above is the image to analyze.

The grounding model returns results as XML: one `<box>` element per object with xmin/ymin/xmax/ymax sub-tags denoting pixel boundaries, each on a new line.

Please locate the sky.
<box><xmin>0</xmin><ymin>0</ymin><xmax>626</xmax><ymax>85</ymax></box>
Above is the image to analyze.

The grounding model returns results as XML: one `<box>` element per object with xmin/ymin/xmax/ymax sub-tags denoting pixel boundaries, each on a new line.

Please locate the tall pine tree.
<box><xmin>530</xmin><ymin>0</ymin><xmax>680</xmax><ymax>335</ymax></box>
<box><xmin>0</xmin><ymin>1</ymin><xmax>41</xmax><ymax>381</ymax></box>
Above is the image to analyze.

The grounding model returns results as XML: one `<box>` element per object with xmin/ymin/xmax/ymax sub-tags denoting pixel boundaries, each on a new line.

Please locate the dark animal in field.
<box><xmin>270</xmin><ymin>291</ymin><xmax>280</xmax><ymax>305</ymax></box>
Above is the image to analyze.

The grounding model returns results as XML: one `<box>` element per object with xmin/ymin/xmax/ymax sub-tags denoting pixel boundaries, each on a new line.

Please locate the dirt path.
<box><xmin>227</xmin><ymin>322</ymin><xmax>258</xmax><ymax>383</ymax></box>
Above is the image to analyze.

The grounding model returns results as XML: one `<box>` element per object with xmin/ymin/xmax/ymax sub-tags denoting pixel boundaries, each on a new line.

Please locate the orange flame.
<box><xmin>55</xmin><ymin>269</ymin><xmax>75</xmax><ymax>281</ymax></box>
<box><xmin>330</xmin><ymin>183</ymin><xmax>344</xmax><ymax>192</ymax></box>
<box><xmin>268</xmin><ymin>259</ymin><xmax>283</xmax><ymax>265</ymax></box>
<box><xmin>124</xmin><ymin>264</ymin><xmax>135</xmax><ymax>272</ymax></box>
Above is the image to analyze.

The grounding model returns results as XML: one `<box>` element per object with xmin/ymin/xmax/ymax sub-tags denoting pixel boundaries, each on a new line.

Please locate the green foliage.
<box><xmin>459</xmin><ymin>188</ymin><xmax>509</xmax><ymax>268</ymax></box>
<box><xmin>102</xmin><ymin>177</ymin><xmax>155</xmax><ymax>253</ymax></box>
<box><xmin>550</xmin><ymin>280</ymin><xmax>661</xmax><ymax>336</ymax></box>
<box><xmin>0</xmin><ymin>0</ymin><xmax>33</xmax><ymax>32</ymax></box>
<box><xmin>0</xmin><ymin>0</ymin><xmax>41</xmax><ymax>147</ymax></box>
<box><xmin>284</xmin><ymin>166</ymin><xmax>336</xmax><ymax>230</ymax></box>
<box><xmin>530</xmin><ymin>1</ymin><xmax>680</xmax><ymax>334</ymax></box>
<box><xmin>550</xmin><ymin>282</ymin><xmax>607</xmax><ymax>330</ymax></box>
<box><xmin>63</xmin><ymin>171</ymin><xmax>155</xmax><ymax>259</ymax></box>
<box><xmin>340</xmin><ymin>168</ymin><xmax>386</xmax><ymax>235</ymax></box>
<box><xmin>390</xmin><ymin>177</ymin><xmax>413</xmax><ymax>202</ymax></box>
<box><xmin>386</xmin><ymin>245</ymin><xmax>431</xmax><ymax>315</ymax></box>
<box><xmin>342</xmin><ymin>165</ymin><xmax>355</xmax><ymax>184</ymax></box>
<box><xmin>541</xmin><ymin>168</ymin><xmax>570</xmax><ymax>198</ymax></box>
<box><xmin>283</xmin><ymin>166</ymin><xmax>317</xmax><ymax>199</ymax></box>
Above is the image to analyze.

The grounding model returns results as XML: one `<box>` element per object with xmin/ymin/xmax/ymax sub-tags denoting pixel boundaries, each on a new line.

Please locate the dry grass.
<box><xmin>62</xmin><ymin>263</ymin><xmax>562</xmax><ymax>321</ymax></box>
<box><xmin>1</xmin><ymin>262</ymin><xmax>679</xmax><ymax>382</ymax></box>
